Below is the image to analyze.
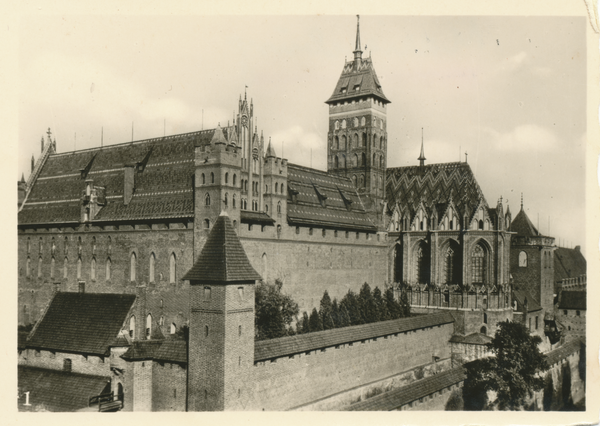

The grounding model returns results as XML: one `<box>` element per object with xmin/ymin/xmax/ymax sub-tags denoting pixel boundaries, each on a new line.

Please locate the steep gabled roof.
<box><xmin>286</xmin><ymin>164</ymin><xmax>376</xmax><ymax>232</ymax></box>
<box><xmin>183</xmin><ymin>213</ymin><xmax>262</xmax><ymax>283</ymax></box>
<box><xmin>513</xmin><ymin>289</ymin><xmax>543</xmax><ymax>313</ymax></box>
<box><xmin>511</xmin><ymin>208</ymin><xmax>540</xmax><ymax>237</ymax></box>
<box><xmin>326</xmin><ymin>57</ymin><xmax>390</xmax><ymax>104</ymax></box>
<box><xmin>554</xmin><ymin>247</ymin><xmax>587</xmax><ymax>282</ymax></box>
<box><xmin>18</xmin><ymin>128</ymin><xmax>228</xmax><ymax>225</ymax></box>
<box><xmin>558</xmin><ymin>291</ymin><xmax>586</xmax><ymax>310</ymax></box>
<box><xmin>386</xmin><ymin>162</ymin><xmax>487</xmax><ymax>225</ymax></box>
<box><xmin>18</xmin><ymin>366</ymin><xmax>110</xmax><ymax>412</ymax></box>
<box><xmin>26</xmin><ymin>292</ymin><xmax>136</xmax><ymax>356</ymax></box>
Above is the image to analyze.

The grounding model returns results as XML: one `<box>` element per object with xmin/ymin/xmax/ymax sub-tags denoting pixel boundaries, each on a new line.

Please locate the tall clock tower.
<box><xmin>325</xmin><ymin>16</ymin><xmax>390</xmax><ymax>223</ymax></box>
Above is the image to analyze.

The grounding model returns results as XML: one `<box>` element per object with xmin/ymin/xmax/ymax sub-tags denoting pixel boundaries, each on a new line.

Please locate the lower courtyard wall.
<box><xmin>246</xmin><ymin>321</ymin><xmax>454</xmax><ymax>411</ymax></box>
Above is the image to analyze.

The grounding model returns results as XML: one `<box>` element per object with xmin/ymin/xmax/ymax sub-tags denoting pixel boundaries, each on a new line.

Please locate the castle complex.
<box><xmin>17</xmin><ymin>17</ymin><xmax>585</xmax><ymax>411</ymax></box>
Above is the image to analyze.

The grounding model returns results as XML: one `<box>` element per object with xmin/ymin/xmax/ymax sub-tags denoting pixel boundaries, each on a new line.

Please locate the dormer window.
<box><xmin>354</xmin><ymin>84</ymin><xmax>360</xmax><ymax>91</ymax></box>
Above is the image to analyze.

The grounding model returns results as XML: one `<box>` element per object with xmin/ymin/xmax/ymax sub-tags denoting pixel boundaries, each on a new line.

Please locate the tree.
<box><xmin>358</xmin><ymin>282</ymin><xmax>380</xmax><ymax>323</ymax></box>
<box><xmin>399</xmin><ymin>289</ymin><xmax>411</xmax><ymax>317</ymax></box>
<box><xmin>255</xmin><ymin>280</ymin><xmax>299</xmax><ymax>340</ymax></box>
<box><xmin>340</xmin><ymin>290</ymin><xmax>364</xmax><ymax>325</ymax></box>
<box><xmin>463</xmin><ymin>320</ymin><xmax>548</xmax><ymax>410</ymax></box>
<box><xmin>372</xmin><ymin>286</ymin><xmax>390</xmax><ymax>321</ymax></box>
<box><xmin>331</xmin><ymin>298</ymin><xmax>341</xmax><ymax>328</ymax></box>
<box><xmin>319</xmin><ymin>290</ymin><xmax>335</xmax><ymax>330</ymax></box>
<box><xmin>297</xmin><ymin>311</ymin><xmax>310</xmax><ymax>334</ymax></box>
<box><xmin>309</xmin><ymin>307</ymin><xmax>323</xmax><ymax>332</ymax></box>
<box><xmin>384</xmin><ymin>287</ymin><xmax>402</xmax><ymax>319</ymax></box>
<box><xmin>338</xmin><ymin>303</ymin><xmax>351</xmax><ymax>328</ymax></box>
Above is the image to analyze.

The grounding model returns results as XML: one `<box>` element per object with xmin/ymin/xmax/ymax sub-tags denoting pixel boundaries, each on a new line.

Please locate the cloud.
<box><xmin>500</xmin><ymin>51</ymin><xmax>527</xmax><ymax>73</ymax></box>
<box><xmin>483</xmin><ymin>124</ymin><xmax>559</xmax><ymax>152</ymax></box>
<box><xmin>270</xmin><ymin>125</ymin><xmax>326</xmax><ymax>169</ymax></box>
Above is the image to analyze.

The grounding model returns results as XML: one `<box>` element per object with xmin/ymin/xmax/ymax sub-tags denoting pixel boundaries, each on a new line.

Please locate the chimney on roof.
<box><xmin>124</xmin><ymin>165</ymin><xmax>135</xmax><ymax>205</ymax></box>
<box><xmin>78</xmin><ymin>281</ymin><xmax>85</xmax><ymax>293</ymax></box>
<box><xmin>574</xmin><ymin>245</ymin><xmax>580</xmax><ymax>252</ymax></box>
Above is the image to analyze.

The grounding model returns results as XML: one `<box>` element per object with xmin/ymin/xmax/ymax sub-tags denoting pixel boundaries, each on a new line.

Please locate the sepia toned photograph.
<box><xmin>13</xmin><ymin>4</ymin><xmax>594</xmax><ymax>419</ymax></box>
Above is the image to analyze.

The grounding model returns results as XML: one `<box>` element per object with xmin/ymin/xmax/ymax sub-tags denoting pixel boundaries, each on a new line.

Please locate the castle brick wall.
<box><xmin>18</xmin><ymin>348</ymin><xmax>111</xmax><ymax>377</ymax></box>
<box><xmin>152</xmin><ymin>362</ymin><xmax>187</xmax><ymax>411</ymax></box>
<box><xmin>239</xmin><ymin>224</ymin><xmax>388</xmax><ymax>313</ymax></box>
<box><xmin>247</xmin><ymin>321</ymin><xmax>454</xmax><ymax>411</ymax></box>
<box><xmin>18</xmin><ymin>227</ymin><xmax>194</xmax><ymax>327</ymax></box>
<box><xmin>131</xmin><ymin>360</ymin><xmax>153</xmax><ymax>411</ymax></box>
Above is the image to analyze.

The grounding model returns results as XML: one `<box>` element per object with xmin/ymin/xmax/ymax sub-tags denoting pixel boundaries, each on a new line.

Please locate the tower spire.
<box><xmin>353</xmin><ymin>15</ymin><xmax>363</xmax><ymax>63</ymax></box>
<box><xmin>520</xmin><ymin>193</ymin><xmax>523</xmax><ymax>210</ymax></box>
<box><xmin>418</xmin><ymin>127</ymin><xmax>426</xmax><ymax>167</ymax></box>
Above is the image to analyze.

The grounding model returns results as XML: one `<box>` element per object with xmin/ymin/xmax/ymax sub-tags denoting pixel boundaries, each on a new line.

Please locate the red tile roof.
<box><xmin>513</xmin><ymin>289</ymin><xmax>543</xmax><ymax>313</ymax></box>
<box><xmin>449</xmin><ymin>332</ymin><xmax>492</xmax><ymax>346</ymax></box>
<box><xmin>26</xmin><ymin>292</ymin><xmax>136</xmax><ymax>356</ymax></box>
<box><xmin>386</xmin><ymin>162</ymin><xmax>488</xmax><ymax>227</ymax></box>
<box><xmin>154</xmin><ymin>339</ymin><xmax>187</xmax><ymax>364</ymax></box>
<box><xmin>287</xmin><ymin>164</ymin><xmax>376</xmax><ymax>231</ymax></box>
<box><xmin>254</xmin><ymin>312</ymin><xmax>454</xmax><ymax>362</ymax></box>
<box><xmin>18</xmin><ymin>129</ymin><xmax>227</xmax><ymax>225</ymax></box>
<box><xmin>121</xmin><ymin>340</ymin><xmax>164</xmax><ymax>361</ymax></box>
<box><xmin>183</xmin><ymin>213</ymin><xmax>262</xmax><ymax>283</ymax></box>
<box><xmin>18</xmin><ymin>365</ymin><xmax>110</xmax><ymax>412</ymax></box>
<box><xmin>511</xmin><ymin>208</ymin><xmax>541</xmax><ymax>237</ymax></box>
<box><xmin>344</xmin><ymin>366</ymin><xmax>466</xmax><ymax>411</ymax></box>
<box><xmin>554</xmin><ymin>247</ymin><xmax>587</xmax><ymax>283</ymax></box>
<box><xmin>326</xmin><ymin>57</ymin><xmax>390</xmax><ymax>104</ymax></box>
<box><xmin>558</xmin><ymin>291</ymin><xmax>586</xmax><ymax>311</ymax></box>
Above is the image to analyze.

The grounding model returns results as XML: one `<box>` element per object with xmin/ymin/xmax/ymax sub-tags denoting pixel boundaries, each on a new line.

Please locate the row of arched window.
<box><xmin>130</xmin><ymin>252</ymin><xmax>177</xmax><ymax>283</ymax></box>
<box><xmin>25</xmin><ymin>235</ymin><xmax>111</xmax><ymax>257</ymax></box>
<box><xmin>334</xmin><ymin>117</ymin><xmax>385</xmax><ymax>130</ymax></box>
<box><xmin>390</xmin><ymin>214</ymin><xmax>490</xmax><ymax>232</ymax></box>
<box><xmin>333</xmin><ymin>153</ymin><xmax>384</xmax><ymax>169</ymax></box>
<box><xmin>332</xmin><ymin>133</ymin><xmax>385</xmax><ymax>151</ymax></box>
<box><xmin>23</xmin><ymin>252</ymin><xmax>178</xmax><ymax>284</ymax></box>
<box><xmin>394</xmin><ymin>240</ymin><xmax>491</xmax><ymax>286</ymax></box>
<box><xmin>200</xmin><ymin>172</ymin><xmax>238</xmax><ymax>186</ymax></box>
<box><xmin>128</xmin><ymin>314</ymin><xmax>178</xmax><ymax>340</ymax></box>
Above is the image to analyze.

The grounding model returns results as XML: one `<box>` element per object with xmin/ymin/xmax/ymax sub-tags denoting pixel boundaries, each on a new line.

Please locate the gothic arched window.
<box><xmin>335</xmin><ymin>135</ymin><xmax>339</xmax><ymax>149</ymax></box>
<box><xmin>415</xmin><ymin>241</ymin><xmax>431</xmax><ymax>284</ymax></box>
<box><xmin>471</xmin><ymin>243</ymin><xmax>487</xmax><ymax>284</ymax></box>
<box><xmin>519</xmin><ymin>251</ymin><xmax>528</xmax><ymax>267</ymax></box>
<box><xmin>130</xmin><ymin>253</ymin><xmax>137</xmax><ymax>282</ymax></box>
<box><xmin>205</xmin><ymin>193</ymin><xmax>210</xmax><ymax>206</ymax></box>
<box><xmin>106</xmin><ymin>258</ymin><xmax>111</xmax><ymax>281</ymax></box>
<box><xmin>169</xmin><ymin>253</ymin><xmax>176</xmax><ymax>283</ymax></box>
<box><xmin>444</xmin><ymin>241</ymin><xmax>462</xmax><ymax>284</ymax></box>
<box><xmin>149</xmin><ymin>253</ymin><xmax>156</xmax><ymax>283</ymax></box>
<box><xmin>341</xmin><ymin>135</ymin><xmax>347</xmax><ymax>149</ymax></box>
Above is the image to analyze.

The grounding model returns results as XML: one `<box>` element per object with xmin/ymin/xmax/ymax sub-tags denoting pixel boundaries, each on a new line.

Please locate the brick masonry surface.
<box><xmin>247</xmin><ymin>321</ymin><xmax>454</xmax><ymax>410</ymax></box>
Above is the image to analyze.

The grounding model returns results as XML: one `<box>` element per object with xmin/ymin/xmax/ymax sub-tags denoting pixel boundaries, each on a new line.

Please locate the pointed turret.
<box><xmin>20</xmin><ymin>173</ymin><xmax>25</xmax><ymax>183</ymax></box>
<box><xmin>325</xmin><ymin>16</ymin><xmax>389</xmax><ymax>105</ymax></box>
<box><xmin>418</xmin><ymin>128</ymin><xmax>426</xmax><ymax>167</ymax></box>
<box><xmin>183</xmin><ymin>213</ymin><xmax>261</xmax><ymax>283</ymax></box>
<box><xmin>210</xmin><ymin>123</ymin><xmax>227</xmax><ymax>146</ymax></box>
<box><xmin>265</xmin><ymin>138</ymin><xmax>276</xmax><ymax>158</ymax></box>
<box><xmin>353</xmin><ymin>15</ymin><xmax>363</xmax><ymax>64</ymax></box>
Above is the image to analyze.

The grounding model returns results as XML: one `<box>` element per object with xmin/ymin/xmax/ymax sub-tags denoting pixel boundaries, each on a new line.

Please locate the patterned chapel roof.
<box><xmin>385</xmin><ymin>162</ymin><xmax>491</xmax><ymax>226</ymax></box>
<box><xmin>18</xmin><ymin>128</ymin><xmax>229</xmax><ymax>225</ymax></box>
<box><xmin>26</xmin><ymin>292</ymin><xmax>136</xmax><ymax>356</ymax></box>
<box><xmin>183</xmin><ymin>213</ymin><xmax>262</xmax><ymax>283</ymax></box>
<box><xmin>286</xmin><ymin>164</ymin><xmax>377</xmax><ymax>231</ymax></box>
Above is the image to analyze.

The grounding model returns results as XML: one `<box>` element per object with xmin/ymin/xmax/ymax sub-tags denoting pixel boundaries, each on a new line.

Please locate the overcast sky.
<box><xmin>17</xmin><ymin>15</ymin><xmax>586</xmax><ymax>253</ymax></box>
